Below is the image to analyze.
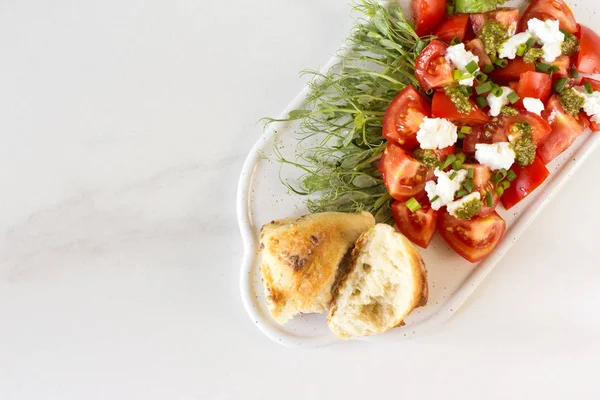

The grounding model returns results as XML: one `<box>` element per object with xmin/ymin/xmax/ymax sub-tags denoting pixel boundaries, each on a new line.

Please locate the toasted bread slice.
<box><xmin>327</xmin><ymin>224</ymin><xmax>428</xmax><ymax>339</ymax></box>
<box><xmin>259</xmin><ymin>211</ymin><xmax>375</xmax><ymax>325</ymax></box>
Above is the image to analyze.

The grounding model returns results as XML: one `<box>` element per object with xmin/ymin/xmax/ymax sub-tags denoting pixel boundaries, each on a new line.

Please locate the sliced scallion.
<box><xmin>495</xmin><ymin>186</ymin><xmax>505</xmax><ymax>196</ymax></box>
<box><xmin>553</xmin><ymin>77</ymin><xmax>569</xmax><ymax>93</ymax></box>
<box><xmin>570</xmin><ymin>68</ymin><xmax>580</xmax><ymax>78</ymax></box>
<box><xmin>465</xmin><ymin>60</ymin><xmax>479</xmax><ymax>74</ymax></box>
<box><xmin>475</xmin><ymin>81</ymin><xmax>492</xmax><ymax>94</ymax></box>
<box><xmin>494</xmin><ymin>58</ymin><xmax>508</xmax><ymax>68</ymax></box>
<box><xmin>440</xmin><ymin>154</ymin><xmax>456</xmax><ymax>170</ymax></box>
<box><xmin>585</xmin><ymin>81</ymin><xmax>594</xmax><ymax>94</ymax></box>
<box><xmin>516</xmin><ymin>43</ymin><xmax>527</xmax><ymax>57</ymax></box>
<box><xmin>535</xmin><ymin>62</ymin><xmax>553</xmax><ymax>73</ymax></box>
<box><xmin>526</xmin><ymin>37</ymin><xmax>537</xmax><ymax>48</ymax></box>
<box><xmin>463</xmin><ymin>179</ymin><xmax>474</xmax><ymax>193</ymax></box>
<box><xmin>506</xmin><ymin>170</ymin><xmax>517</xmax><ymax>182</ymax></box>
<box><xmin>483</xmin><ymin>64</ymin><xmax>494</xmax><ymax>74</ymax></box>
<box><xmin>460</xmin><ymin>126</ymin><xmax>472</xmax><ymax>134</ymax></box>
<box><xmin>507</xmin><ymin>91</ymin><xmax>520</xmax><ymax>104</ymax></box>
<box><xmin>500</xmin><ymin>180</ymin><xmax>511</xmax><ymax>190</ymax></box>
<box><xmin>475</xmin><ymin>95</ymin><xmax>489</xmax><ymax>108</ymax></box>
<box><xmin>486</xmin><ymin>191</ymin><xmax>493</xmax><ymax>207</ymax></box>
<box><xmin>405</xmin><ymin>197</ymin><xmax>422</xmax><ymax>212</ymax></box>
<box><xmin>467</xmin><ymin>168</ymin><xmax>474</xmax><ymax>180</ymax></box>
<box><xmin>449</xmin><ymin>171</ymin><xmax>458</xmax><ymax>180</ymax></box>
<box><xmin>492</xmin><ymin>85</ymin><xmax>504</xmax><ymax>97</ymax></box>
<box><xmin>452</xmin><ymin>160</ymin><xmax>463</xmax><ymax>171</ymax></box>
<box><xmin>456</xmin><ymin>152</ymin><xmax>466</xmax><ymax>162</ymax></box>
<box><xmin>431</xmin><ymin>195</ymin><xmax>440</xmax><ymax>203</ymax></box>
<box><xmin>474</xmin><ymin>72</ymin><xmax>488</xmax><ymax>82</ymax></box>
<box><xmin>456</xmin><ymin>189</ymin><xmax>469</xmax><ymax>198</ymax></box>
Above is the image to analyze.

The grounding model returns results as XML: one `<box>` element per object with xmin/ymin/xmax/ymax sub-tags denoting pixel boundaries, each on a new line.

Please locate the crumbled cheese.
<box><xmin>445</xmin><ymin>43</ymin><xmax>480</xmax><ymax>86</ymax></box>
<box><xmin>523</xmin><ymin>97</ymin><xmax>545</xmax><ymax>116</ymax></box>
<box><xmin>416</xmin><ymin>117</ymin><xmax>458</xmax><ymax>150</ymax></box>
<box><xmin>486</xmin><ymin>86</ymin><xmax>514</xmax><ymax>117</ymax></box>
<box><xmin>446</xmin><ymin>192</ymin><xmax>482</xmax><ymax>219</ymax></box>
<box><xmin>499</xmin><ymin>32</ymin><xmax>532</xmax><ymax>59</ymax></box>
<box><xmin>527</xmin><ymin>18</ymin><xmax>565</xmax><ymax>62</ymax></box>
<box><xmin>575</xmin><ymin>87</ymin><xmax>600</xmax><ymax>123</ymax></box>
<box><xmin>475</xmin><ymin>142</ymin><xmax>516</xmax><ymax>170</ymax></box>
<box><xmin>425</xmin><ymin>168</ymin><xmax>468</xmax><ymax>211</ymax></box>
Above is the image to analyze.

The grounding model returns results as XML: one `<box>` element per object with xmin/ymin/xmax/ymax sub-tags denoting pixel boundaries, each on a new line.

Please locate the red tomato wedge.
<box><xmin>577</xmin><ymin>25</ymin><xmax>600</xmax><ymax>74</ymax></box>
<box><xmin>490</xmin><ymin>58</ymin><xmax>535</xmax><ymax>83</ymax></box>
<box><xmin>411</xmin><ymin>0</ymin><xmax>447</xmax><ymax>36</ymax></box>
<box><xmin>379</xmin><ymin>143</ymin><xmax>434</xmax><ymax>201</ymax></box>
<box><xmin>392</xmin><ymin>200</ymin><xmax>437</xmax><ymax>249</ymax></box>
<box><xmin>501</xmin><ymin>157</ymin><xmax>550</xmax><ymax>210</ymax></box>
<box><xmin>520</xmin><ymin>0</ymin><xmax>578</xmax><ymax>34</ymax></box>
<box><xmin>465</xmin><ymin>39</ymin><xmax>493</xmax><ymax>68</ymax></box>
<box><xmin>506</xmin><ymin>112</ymin><xmax>552</xmax><ymax>146</ymax></box>
<box><xmin>462</xmin><ymin>118</ymin><xmax>507</xmax><ymax>153</ymax></box>
<box><xmin>438</xmin><ymin>209</ymin><xmax>507</xmax><ymax>263</ymax></box>
<box><xmin>551</xmin><ymin>55</ymin><xmax>571</xmax><ymax>78</ymax></box>
<box><xmin>462</xmin><ymin>163</ymin><xmax>499</xmax><ymax>216</ymax></box>
<box><xmin>431</xmin><ymin>91</ymin><xmax>491</xmax><ymax>125</ymax></box>
<box><xmin>415</xmin><ymin>40</ymin><xmax>454</xmax><ymax>91</ymax></box>
<box><xmin>470</xmin><ymin>8</ymin><xmax>520</xmax><ymax>35</ymax></box>
<box><xmin>434</xmin><ymin>14</ymin><xmax>470</xmax><ymax>43</ymax></box>
<box><xmin>537</xmin><ymin>95</ymin><xmax>586</xmax><ymax>164</ymax></box>
<box><xmin>383</xmin><ymin>85</ymin><xmax>430</xmax><ymax>149</ymax></box>
<box><xmin>515</xmin><ymin>71</ymin><xmax>552</xmax><ymax>105</ymax></box>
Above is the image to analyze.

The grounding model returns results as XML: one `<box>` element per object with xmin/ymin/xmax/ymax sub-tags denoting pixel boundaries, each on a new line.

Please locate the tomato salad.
<box><xmin>383</xmin><ymin>0</ymin><xmax>600</xmax><ymax>262</ymax></box>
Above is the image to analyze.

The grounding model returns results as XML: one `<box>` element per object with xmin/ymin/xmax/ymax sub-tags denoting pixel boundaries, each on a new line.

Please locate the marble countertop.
<box><xmin>1</xmin><ymin>0</ymin><xmax>599</xmax><ymax>399</ymax></box>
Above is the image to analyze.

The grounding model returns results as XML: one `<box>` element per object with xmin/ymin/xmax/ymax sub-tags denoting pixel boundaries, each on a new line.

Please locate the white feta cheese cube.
<box><xmin>527</xmin><ymin>18</ymin><xmax>565</xmax><ymax>62</ymax></box>
<box><xmin>425</xmin><ymin>168</ymin><xmax>468</xmax><ymax>211</ymax></box>
<box><xmin>446</xmin><ymin>192</ymin><xmax>482</xmax><ymax>219</ymax></box>
<box><xmin>499</xmin><ymin>32</ymin><xmax>532</xmax><ymax>59</ymax></box>
<box><xmin>486</xmin><ymin>86</ymin><xmax>514</xmax><ymax>117</ymax></box>
<box><xmin>445</xmin><ymin>43</ymin><xmax>480</xmax><ymax>86</ymax></box>
<box><xmin>575</xmin><ymin>87</ymin><xmax>600</xmax><ymax>123</ymax></box>
<box><xmin>475</xmin><ymin>142</ymin><xmax>515</xmax><ymax>171</ymax></box>
<box><xmin>523</xmin><ymin>97</ymin><xmax>545</xmax><ymax>116</ymax></box>
<box><xmin>416</xmin><ymin>117</ymin><xmax>458</xmax><ymax>150</ymax></box>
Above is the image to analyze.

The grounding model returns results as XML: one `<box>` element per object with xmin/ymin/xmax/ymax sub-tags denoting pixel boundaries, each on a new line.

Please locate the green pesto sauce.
<box><xmin>413</xmin><ymin>149</ymin><xmax>440</xmax><ymax>168</ymax></box>
<box><xmin>509</xmin><ymin>122</ymin><xmax>536</xmax><ymax>167</ymax></box>
<box><xmin>562</xmin><ymin>33</ymin><xmax>579</xmax><ymax>56</ymax></box>
<box><xmin>478</xmin><ymin>22</ymin><xmax>509</xmax><ymax>56</ymax></box>
<box><xmin>559</xmin><ymin>88</ymin><xmax>585</xmax><ymax>116</ymax></box>
<box><xmin>445</xmin><ymin>85</ymin><xmax>473</xmax><ymax>114</ymax></box>
<box><xmin>455</xmin><ymin>199</ymin><xmax>483</xmax><ymax>220</ymax></box>
<box><xmin>501</xmin><ymin>106</ymin><xmax>519</xmax><ymax>116</ymax></box>
<box><xmin>524</xmin><ymin>48</ymin><xmax>544</xmax><ymax>64</ymax></box>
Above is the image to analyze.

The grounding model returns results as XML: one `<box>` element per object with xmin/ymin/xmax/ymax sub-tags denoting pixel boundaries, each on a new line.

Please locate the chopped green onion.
<box><xmin>458</xmin><ymin>85</ymin><xmax>471</xmax><ymax>96</ymax></box>
<box><xmin>460</xmin><ymin>126</ymin><xmax>472</xmax><ymax>134</ymax></box>
<box><xmin>494</xmin><ymin>58</ymin><xmax>508</xmax><ymax>68</ymax></box>
<box><xmin>463</xmin><ymin>180</ymin><xmax>474</xmax><ymax>193</ymax></box>
<box><xmin>456</xmin><ymin>189</ymin><xmax>469</xmax><ymax>198</ymax></box>
<box><xmin>506</xmin><ymin>170</ymin><xmax>517</xmax><ymax>182</ymax></box>
<box><xmin>492</xmin><ymin>85</ymin><xmax>504</xmax><ymax>97</ymax></box>
<box><xmin>467</xmin><ymin>168</ymin><xmax>474</xmax><ymax>180</ymax></box>
<box><xmin>456</xmin><ymin>152</ymin><xmax>466</xmax><ymax>163</ymax></box>
<box><xmin>535</xmin><ymin>62</ymin><xmax>553</xmax><ymax>73</ymax></box>
<box><xmin>465</xmin><ymin>60</ymin><xmax>479</xmax><ymax>74</ymax></box>
<box><xmin>476</xmin><ymin>81</ymin><xmax>493</xmax><ymax>94</ymax></box>
<box><xmin>457</xmin><ymin>132</ymin><xmax>465</xmax><ymax>140</ymax></box>
<box><xmin>516</xmin><ymin>43</ymin><xmax>527</xmax><ymax>57</ymax></box>
<box><xmin>570</xmin><ymin>68</ymin><xmax>580</xmax><ymax>78</ymax></box>
<box><xmin>475</xmin><ymin>95</ymin><xmax>489</xmax><ymax>108</ymax></box>
<box><xmin>489</xmin><ymin>53</ymin><xmax>497</xmax><ymax>63</ymax></box>
<box><xmin>474</xmin><ymin>72</ymin><xmax>488</xmax><ymax>82</ymax></box>
<box><xmin>453</xmin><ymin>70</ymin><xmax>462</xmax><ymax>80</ymax></box>
<box><xmin>495</xmin><ymin>186</ymin><xmax>505</xmax><ymax>196</ymax></box>
<box><xmin>507</xmin><ymin>91</ymin><xmax>520</xmax><ymax>104</ymax></box>
<box><xmin>553</xmin><ymin>77</ymin><xmax>569</xmax><ymax>93</ymax></box>
<box><xmin>431</xmin><ymin>195</ymin><xmax>440</xmax><ymax>203</ymax></box>
<box><xmin>499</xmin><ymin>168</ymin><xmax>508</xmax><ymax>178</ymax></box>
<box><xmin>585</xmin><ymin>81</ymin><xmax>594</xmax><ymax>94</ymax></box>
<box><xmin>452</xmin><ymin>160</ymin><xmax>463</xmax><ymax>171</ymax></box>
<box><xmin>426</xmin><ymin>88</ymin><xmax>434</xmax><ymax>95</ymax></box>
<box><xmin>440</xmin><ymin>154</ymin><xmax>456</xmax><ymax>170</ymax></box>
<box><xmin>526</xmin><ymin>37</ymin><xmax>537</xmax><ymax>48</ymax></box>
<box><xmin>483</xmin><ymin>64</ymin><xmax>494</xmax><ymax>74</ymax></box>
<box><xmin>500</xmin><ymin>180</ymin><xmax>511</xmax><ymax>190</ymax></box>
<box><xmin>405</xmin><ymin>197</ymin><xmax>422</xmax><ymax>212</ymax></box>
<box><xmin>450</xmin><ymin>36</ymin><xmax>461</xmax><ymax>45</ymax></box>
<box><xmin>486</xmin><ymin>191</ymin><xmax>493</xmax><ymax>207</ymax></box>
<box><xmin>449</xmin><ymin>171</ymin><xmax>458</xmax><ymax>180</ymax></box>
<box><xmin>491</xmin><ymin>169</ymin><xmax>507</xmax><ymax>183</ymax></box>
<box><xmin>446</xmin><ymin>5</ymin><xmax>455</xmax><ymax>16</ymax></box>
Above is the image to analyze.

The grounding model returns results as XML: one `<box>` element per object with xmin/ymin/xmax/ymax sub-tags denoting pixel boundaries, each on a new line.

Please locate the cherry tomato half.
<box><xmin>577</xmin><ymin>25</ymin><xmax>600</xmax><ymax>74</ymax></box>
<box><xmin>382</xmin><ymin>85</ymin><xmax>430</xmax><ymax>149</ymax></box>
<box><xmin>434</xmin><ymin>14</ymin><xmax>471</xmax><ymax>44</ymax></box>
<box><xmin>392</xmin><ymin>200</ymin><xmax>437</xmax><ymax>249</ymax></box>
<box><xmin>411</xmin><ymin>0</ymin><xmax>447</xmax><ymax>36</ymax></box>
<box><xmin>415</xmin><ymin>40</ymin><xmax>454</xmax><ymax>91</ymax></box>
<box><xmin>379</xmin><ymin>143</ymin><xmax>433</xmax><ymax>201</ymax></box>
<box><xmin>520</xmin><ymin>0</ymin><xmax>578</xmax><ymax>34</ymax></box>
<box><xmin>501</xmin><ymin>157</ymin><xmax>550</xmax><ymax>210</ymax></box>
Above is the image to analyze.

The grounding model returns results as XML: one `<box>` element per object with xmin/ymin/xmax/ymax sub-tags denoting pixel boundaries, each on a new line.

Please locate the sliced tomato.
<box><xmin>434</xmin><ymin>14</ymin><xmax>470</xmax><ymax>43</ymax></box>
<box><xmin>501</xmin><ymin>157</ymin><xmax>550</xmax><ymax>210</ymax></box>
<box><xmin>431</xmin><ymin>91</ymin><xmax>491</xmax><ymax>125</ymax></box>
<box><xmin>537</xmin><ymin>95</ymin><xmax>586</xmax><ymax>164</ymax></box>
<box><xmin>411</xmin><ymin>0</ymin><xmax>447</xmax><ymax>36</ymax></box>
<box><xmin>551</xmin><ymin>55</ymin><xmax>571</xmax><ymax>78</ymax></box>
<box><xmin>470</xmin><ymin>8</ymin><xmax>520</xmax><ymax>35</ymax></box>
<box><xmin>438</xmin><ymin>209</ymin><xmax>506</xmax><ymax>263</ymax></box>
<box><xmin>392</xmin><ymin>200</ymin><xmax>437</xmax><ymax>248</ymax></box>
<box><xmin>465</xmin><ymin>39</ymin><xmax>493</xmax><ymax>68</ymax></box>
<box><xmin>382</xmin><ymin>85</ymin><xmax>430</xmax><ymax>148</ymax></box>
<box><xmin>462</xmin><ymin>163</ymin><xmax>499</xmax><ymax>216</ymax></box>
<box><xmin>461</xmin><ymin>117</ymin><xmax>507</xmax><ymax>153</ymax></box>
<box><xmin>576</xmin><ymin>25</ymin><xmax>600</xmax><ymax>74</ymax></box>
<box><xmin>490</xmin><ymin>58</ymin><xmax>535</xmax><ymax>84</ymax></box>
<box><xmin>520</xmin><ymin>0</ymin><xmax>578</xmax><ymax>34</ymax></box>
<box><xmin>506</xmin><ymin>112</ymin><xmax>552</xmax><ymax>145</ymax></box>
<box><xmin>415</xmin><ymin>40</ymin><xmax>454</xmax><ymax>91</ymax></box>
<box><xmin>515</xmin><ymin>71</ymin><xmax>552</xmax><ymax>105</ymax></box>
<box><xmin>379</xmin><ymin>143</ymin><xmax>434</xmax><ymax>201</ymax></box>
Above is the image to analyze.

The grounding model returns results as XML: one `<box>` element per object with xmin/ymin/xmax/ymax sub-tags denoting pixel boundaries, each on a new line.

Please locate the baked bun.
<box><xmin>259</xmin><ymin>211</ymin><xmax>375</xmax><ymax>324</ymax></box>
<box><xmin>327</xmin><ymin>224</ymin><xmax>428</xmax><ymax>339</ymax></box>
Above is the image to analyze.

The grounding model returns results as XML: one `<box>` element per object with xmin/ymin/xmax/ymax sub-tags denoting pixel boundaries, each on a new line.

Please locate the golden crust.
<box><xmin>259</xmin><ymin>211</ymin><xmax>375</xmax><ymax>324</ymax></box>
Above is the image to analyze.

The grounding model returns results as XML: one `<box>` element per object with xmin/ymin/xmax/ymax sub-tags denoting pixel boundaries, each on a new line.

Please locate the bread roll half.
<box><xmin>259</xmin><ymin>211</ymin><xmax>375</xmax><ymax>324</ymax></box>
<box><xmin>327</xmin><ymin>224</ymin><xmax>428</xmax><ymax>339</ymax></box>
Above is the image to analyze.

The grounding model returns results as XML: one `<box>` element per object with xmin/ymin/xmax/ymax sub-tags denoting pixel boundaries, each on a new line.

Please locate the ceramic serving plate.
<box><xmin>237</xmin><ymin>0</ymin><xmax>600</xmax><ymax>347</ymax></box>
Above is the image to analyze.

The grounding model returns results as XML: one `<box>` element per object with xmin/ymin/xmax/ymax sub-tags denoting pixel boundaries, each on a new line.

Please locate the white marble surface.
<box><xmin>0</xmin><ymin>0</ymin><xmax>599</xmax><ymax>399</ymax></box>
